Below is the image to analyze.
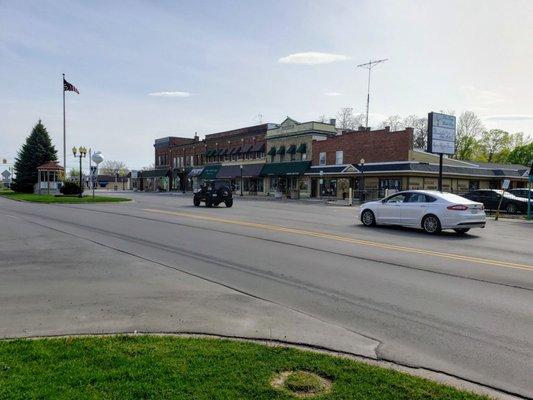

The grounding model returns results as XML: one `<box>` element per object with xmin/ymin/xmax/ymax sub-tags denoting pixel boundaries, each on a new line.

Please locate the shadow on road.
<box><xmin>352</xmin><ymin>223</ymin><xmax>481</xmax><ymax>240</ymax></box>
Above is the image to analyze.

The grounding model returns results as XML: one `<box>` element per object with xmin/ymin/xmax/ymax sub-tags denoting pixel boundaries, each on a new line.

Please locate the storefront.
<box><xmin>216</xmin><ymin>163</ymin><xmax>265</xmax><ymax>195</ymax></box>
<box><xmin>187</xmin><ymin>164</ymin><xmax>221</xmax><ymax>191</ymax></box>
<box><xmin>140</xmin><ymin>169</ymin><xmax>169</xmax><ymax>191</ymax></box>
<box><xmin>261</xmin><ymin>161</ymin><xmax>311</xmax><ymax>198</ymax></box>
<box><xmin>306</xmin><ymin>165</ymin><xmax>359</xmax><ymax>199</ymax></box>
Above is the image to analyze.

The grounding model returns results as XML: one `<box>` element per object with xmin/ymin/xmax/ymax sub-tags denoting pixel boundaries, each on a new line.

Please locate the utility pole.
<box><xmin>357</xmin><ymin>58</ymin><xmax>388</xmax><ymax>128</ymax></box>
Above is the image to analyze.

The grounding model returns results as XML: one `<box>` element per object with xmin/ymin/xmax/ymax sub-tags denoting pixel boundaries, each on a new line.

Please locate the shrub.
<box><xmin>60</xmin><ymin>181</ymin><xmax>83</xmax><ymax>195</ymax></box>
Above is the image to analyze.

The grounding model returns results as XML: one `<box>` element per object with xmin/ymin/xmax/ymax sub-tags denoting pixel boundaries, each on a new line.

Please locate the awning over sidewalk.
<box><xmin>141</xmin><ymin>169</ymin><xmax>169</xmax><ymax>178</ymax></box>
<box><xmin>260</xmin><ymin>161</ymin><xmax>311</xmax><ymax>176</ymax></box>
<box><xmin>306</xmin><ymin>164</ymin><xmax>360</xmax><ymax>176</ymax></box>
<box><xmin>187</xmin><ymin>167</ymin><xmax>204</xmax><ymax>177</ymax></box>
<box><xmin>217</xmin><ymin>163</ymin><xmax>264</xmax><ymax>179</ymax></box>
<box><xmin>198</xmin><ymin>164</ymin><xmax>221</xmax><ymax>179</ymax></box>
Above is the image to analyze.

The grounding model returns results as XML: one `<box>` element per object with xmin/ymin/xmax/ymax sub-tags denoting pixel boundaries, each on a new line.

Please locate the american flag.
<box><xmin>63</xmin><ymin>79</ymin><xmax>79</xmax><ymax>94</ymax></box>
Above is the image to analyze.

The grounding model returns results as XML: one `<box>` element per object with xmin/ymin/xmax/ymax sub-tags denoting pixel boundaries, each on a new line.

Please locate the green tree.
<box><xmin>454</xmin><ymin>111</ymin><xmax>484</xmax><ymax>160</ymax></box>
<box><xmin>12</xmin><ymin>120</ymin><xmax>58</xmax><ymax>193</ymax></box>
<box><xmin>507</xmin><ymin>142</ymin><xmax>533</xmax><ymax>166</ymax></box>
<box><xmin>477</xmin><ymin>129</ymin><xmax>512</xmax><ymax>163</ymax></box>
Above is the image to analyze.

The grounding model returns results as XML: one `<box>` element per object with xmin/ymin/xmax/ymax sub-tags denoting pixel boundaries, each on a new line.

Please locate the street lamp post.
<box><xmin>359</xmin><ymin>158</ymin><xmax>365</xmax><ymax>202</ymax></box>
<box><xmin>240</xmin><ymin>164</ymin><xmax>243</xmax><ymax>196</ymax></box>
<box><xmin>72</xmin><ymin>146</ymin><xmax>87</xmax><ymax>198</ymax></box>
<box><xmin>319</xmin><ymin>170</ymin><xmax>324</xmax><ymax>199</ymax></box>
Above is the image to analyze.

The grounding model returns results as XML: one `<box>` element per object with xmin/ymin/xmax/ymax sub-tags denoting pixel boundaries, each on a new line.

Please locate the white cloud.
<box><xmin>149</xmin><ymin>91</ymin><xmax>192</xmax><ymax>97</ymax></box>
<box><xmin>324</xmin><ymin>92</ymin><xmax>342</xmax><ymax>96</ymax></box>
<box><xmin>482</xmin><ymin>114</ymin><xmax>533</xmax><ymax>121</ymax></box>
<box><xmin>461</xmin><ymin>85</ymin><xmax>507</xmax><ymax>106</ymax></box>
<box><xmin>278</xmin><ymin>52</ymin><xmax>350</xmax><ymax>65</ymax></box>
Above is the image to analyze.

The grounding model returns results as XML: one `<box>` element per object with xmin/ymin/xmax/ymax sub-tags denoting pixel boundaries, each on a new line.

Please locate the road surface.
<box><xmin>1</xmin><ymin>192</ymin><xmax>532</xmax><ymax>398</ymax></box>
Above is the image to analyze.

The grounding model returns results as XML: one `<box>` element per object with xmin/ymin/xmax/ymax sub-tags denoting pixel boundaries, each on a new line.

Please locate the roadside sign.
<box><xmin>502</xmin><ymin>179</ymin><xmax>510</xmax><ymax>190</ymax></box>
<box><xmin>427</xmin><ymin>112</ymin><xmax>456</xmax><ymax>155</ymax></box>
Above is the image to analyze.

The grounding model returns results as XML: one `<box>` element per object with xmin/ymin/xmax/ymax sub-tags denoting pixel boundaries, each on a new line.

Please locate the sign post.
<box><xmin>527</xmin><ymin>160</ymin><xmax>533</xmax><ymax>221</ymax></box>
<box><xmin>427</xmin><ymin>112</ymin><xmax>456</xmax><ymax>192</ymax></box>
<box><xmin>495</xmin><ymin>179</ymin><xmax>510</xmax><ymax>221</ymax></box>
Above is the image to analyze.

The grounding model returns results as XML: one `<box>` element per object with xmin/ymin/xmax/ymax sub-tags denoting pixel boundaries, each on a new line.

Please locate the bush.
<box><xmin>60</xmin><ymin>181</ymin><xmax>83</xmax><ymax>195</ymax></box>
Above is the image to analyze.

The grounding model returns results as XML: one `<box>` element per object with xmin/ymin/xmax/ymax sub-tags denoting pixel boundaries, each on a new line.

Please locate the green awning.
<box><xmin>267</xmin><ymin>147</ymin><xmax>277</xmax><ymax>155</ymax></box>
<box><xmin>287</xmin><ymin>145</ymin><xmax>296</xmax><ymax>154</ymax></box>
<box><xmin>206</xmin><ymin>149</ymin><xmax>216</xmax><ymax>157</ymax></box>
<box><xmin>199</xmin><ymin>164</ymin><xmax>221</xmax><ymax>179</ymax></box>
<box><xmin>276</xmin><ymin>146</ymin><xmax>286</xmax><ymax>155</ymax></box>
<box><xmin>296</xmin><ymin>143</ymin><xmax>307</xmax><ymax>153</ymax></box>
<box><xmin>141</xmin><ymin>169</ymin><xmax>169</xmax><ymax>178</ymax></box>
<box><xmin>260</xmin><ymin>161</ymin><xmax>311</xmax><ymax>177</ymax></box>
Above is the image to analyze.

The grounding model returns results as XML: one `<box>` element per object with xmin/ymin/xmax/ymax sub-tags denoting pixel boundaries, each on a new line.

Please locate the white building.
<box><xmin>1</xmin><ymin>158</ymin><xmax>15</xmax><ymax>188</ymax></box>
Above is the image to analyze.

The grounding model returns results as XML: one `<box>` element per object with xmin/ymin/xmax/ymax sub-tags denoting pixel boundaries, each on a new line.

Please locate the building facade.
<box><xmin>262</xmin><ymin>117</ymin><xmax>337</xmax><ymax>198</ymax></box>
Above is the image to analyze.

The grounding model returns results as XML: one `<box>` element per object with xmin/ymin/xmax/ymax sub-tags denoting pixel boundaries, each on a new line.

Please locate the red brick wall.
<box><xmin>312</xmin><ymin>127</ymin><xmax>413</xmax><ymax>165</ymax></box>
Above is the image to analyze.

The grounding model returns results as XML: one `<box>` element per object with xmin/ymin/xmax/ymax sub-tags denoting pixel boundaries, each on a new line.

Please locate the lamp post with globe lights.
<box><xmin>72</xmin><ymin>146</ymin><xmax>87</xmax><ymax>197</ymax></box>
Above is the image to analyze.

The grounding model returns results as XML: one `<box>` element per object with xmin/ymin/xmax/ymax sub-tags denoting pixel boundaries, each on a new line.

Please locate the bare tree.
<box><xmin>315</xmin><ymin>115</ymin><xmax>327</xmax><ymax>123</ymax></box>
<box><xmin>379</xmin><ymin>115</ymin><xmax>404</xmax><ymax>131</ymax></box>
<box><xmin>454</xmin><ymin>111</ymin><xmax>484</xmax><ymax>160</ymax></box>
<box><xmin>99</xmin><ymin>160</ymin><xmax>130</xmax><ymax>176</ymax></box>
<box><xmin>336</xmin><ymin>108</ymin><xmax>365</xmax><ymax>130</ymax></box>
<box><xmin>403</xmin><ymin>115</ymin><xmax>428</xmax><ymax>149</ymax></box>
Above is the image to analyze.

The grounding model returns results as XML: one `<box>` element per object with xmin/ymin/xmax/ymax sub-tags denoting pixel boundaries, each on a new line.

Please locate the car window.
<box><xmin>407</xmin><ymin>193</ymin><xmax>428</xmax><ymax>203</ymax></box>
<box><xmin>385</xmin><ymin>193</ymin><xmax>408</xmax><ymax>203</ymax></box>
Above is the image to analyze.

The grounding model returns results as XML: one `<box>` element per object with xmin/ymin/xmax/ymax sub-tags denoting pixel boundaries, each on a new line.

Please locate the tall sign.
<box><xmin>427</xmin><ymin>112</ymin><xmax>456</xmax><ymax>191</ymax></box>
<box><xmin>427</xmin><ymin>112</ymin><xmax>456</xmax><ymax>155</ymax></box>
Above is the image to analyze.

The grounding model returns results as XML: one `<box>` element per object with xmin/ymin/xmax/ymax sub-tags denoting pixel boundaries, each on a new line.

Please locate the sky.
<box><xmin>1</xmin><ymin>0</ymin><xmax>532</xmax><ymax>171</ymax></box>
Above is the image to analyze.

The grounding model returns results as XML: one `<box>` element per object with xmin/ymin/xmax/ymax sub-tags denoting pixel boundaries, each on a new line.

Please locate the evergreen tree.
<box><xmin>12</xmin><ymin>120</ymin><xmax>58</xmax><ymax>193</ymax></box>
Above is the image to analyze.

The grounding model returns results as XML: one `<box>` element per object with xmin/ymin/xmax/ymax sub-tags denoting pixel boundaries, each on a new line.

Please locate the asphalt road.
<box><xmin>1</xmin><ymin>192</ymin><xmax>532</xmax><ymax>398</ymax></box>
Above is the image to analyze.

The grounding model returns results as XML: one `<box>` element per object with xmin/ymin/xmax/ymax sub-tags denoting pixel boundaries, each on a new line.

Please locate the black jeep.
<box><xmin>193</xmin><ymin>180</ymin><xmax>233</xmax><ymax>208</ymax></box>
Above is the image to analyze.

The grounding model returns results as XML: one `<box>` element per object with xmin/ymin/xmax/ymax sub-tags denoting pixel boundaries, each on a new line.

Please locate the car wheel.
<box><xmin>193</xmin><ymin>197</ymin><xmax>200</xmax><ymax>207</ymax></box>
<box><xmin>225</xmin><ymin>198</ymin><xmax>233</xmax><ymax>208</ymax></box>
<box><xmin>505</xmin><ymin>203</ymin><xmax>517</xmax><ymax>214</ymax></box>
<box><xmin>422</xmin><ymin>215</ymin><xmax>441</xmax><ymax>234</ymax></box>
<box><xmin>361</xmin><ymin>209</ymin><xmax>376</xmax><ymax>227</ymax></box>
<box><xmin>453</xmin><ymin>228</ymin><xmax>470</xmax><ymax>234</ymax></box>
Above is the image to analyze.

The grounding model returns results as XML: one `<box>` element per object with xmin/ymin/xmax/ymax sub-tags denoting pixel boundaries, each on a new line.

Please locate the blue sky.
<box><xmin>1</xmin><ymin>0</ymin><xmax>532</xmax><ymax>170</ymax></box>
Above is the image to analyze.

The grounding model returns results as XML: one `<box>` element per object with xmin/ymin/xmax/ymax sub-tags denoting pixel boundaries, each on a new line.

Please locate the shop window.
<box><xmin>319</xmin><ymin>152</ymin><xmax>326</xmax><ymax>166</ymax></box>
<box><xmin>335</xmin><ymin>151</ymin><xmax>343</xmax><ymax>165</ymax></box>
<box><xmin>290</xmin><ymin>152</ymin><xmax>296</xmax><ymax>161</ymax></box>
<box><xmin>280</xmin><ymin>154</ymin><xmax>285</xmax><ymax>162</ymax></box>
<box><xmin>301</xmin><ymin>153</ymin><xmax>307</xmax><ymax>161</ymax></box>
<box><xmin>270</xmin><ymin>154</ymin><xmax>275</xmax><ymax>163</ymax></box>
<box><xmin>469</xmin><ymin>180</ymin><xmax>480</xmax><ymax>191</ymax></box>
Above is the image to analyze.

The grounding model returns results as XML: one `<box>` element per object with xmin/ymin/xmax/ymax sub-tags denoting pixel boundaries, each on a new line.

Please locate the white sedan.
<box><xmin>359</xmin><ymin>190</ymin><xmax>486</xmax><ymax>234</ymax></box>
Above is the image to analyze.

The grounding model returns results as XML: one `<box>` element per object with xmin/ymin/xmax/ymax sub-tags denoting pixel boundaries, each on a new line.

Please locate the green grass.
<box><xmin>0</xmin><ymin>336</ymin><xmax>489</xmax><ymax>400</ymax></box>
<box><xmin>284</xmin><ymin>370</ymin><xmax>328</xmax><ymax>394</ymax></box>
<box><xmin>0</xmin><ymin>192</ymin><xmax>130</xmax><ymax>203</ymax></box>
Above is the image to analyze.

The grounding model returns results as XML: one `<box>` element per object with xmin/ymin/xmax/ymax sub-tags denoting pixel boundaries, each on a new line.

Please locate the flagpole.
<box><xmin>62</xmin><ymin>73</ymin><xmax>66</xmax><ymax>175</ymax></box>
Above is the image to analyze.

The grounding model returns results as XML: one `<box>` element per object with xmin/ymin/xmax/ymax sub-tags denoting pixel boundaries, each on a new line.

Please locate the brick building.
<box><xmin>312</xmin><ymin>126</ymin><xmax>413</xmax><ymax>165</ymax></box>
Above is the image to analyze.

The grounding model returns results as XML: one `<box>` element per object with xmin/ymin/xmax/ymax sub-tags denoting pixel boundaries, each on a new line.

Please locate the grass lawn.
<box><xmin>0</xmin><ymin>336</ymin><xmax>488</xmax><ymax>400</ymax></box>
<box><xmin>0</xmin><ymin>192</ymin><xmax>130</xmax><ymax>203</ymax></box>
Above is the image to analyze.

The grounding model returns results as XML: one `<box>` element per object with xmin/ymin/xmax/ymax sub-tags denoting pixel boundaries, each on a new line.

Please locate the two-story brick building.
<box><xmin>262</xmin><ymin>117</ymin><xmax>337</xmax><ymax>198</ymax></box>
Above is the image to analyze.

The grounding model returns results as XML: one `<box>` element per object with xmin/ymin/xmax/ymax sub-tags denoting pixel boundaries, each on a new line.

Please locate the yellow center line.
<box><xmin>142</xmin><ymin>208</ymin><xmax>533</xmax><ymax>272</ymax></box>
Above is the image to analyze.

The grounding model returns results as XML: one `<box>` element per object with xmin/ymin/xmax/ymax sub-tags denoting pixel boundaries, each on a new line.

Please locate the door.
<box><xmin>401</xmin><ymin>193</ymin><xmax>430</xmax><ymax>226</ymax></box>
<box><xmin>376</xmin><ymin>193</ymin><xmax>409</xmax><ymax>224</ymax></box>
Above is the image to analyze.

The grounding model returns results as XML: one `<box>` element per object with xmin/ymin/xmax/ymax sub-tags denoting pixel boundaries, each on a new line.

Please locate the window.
<box><xmin>279</xmin><ymin>153</ymin><xmax>285</xmax><ymax>162</ymax></box>
<box><xmin>407</xmin><ymin>193</ymin><xmax>435</xmax><ymax>203</ymax></box>
<box><xmin>190</xmin><ymin>155</ymin><xmax>194</xmax><ymax>166</ymax></box>
<box><xmin>290</xmin><ymin>152</ymin><xmax>295</xmax><ymax>161</ymax></box>
<box><xmin>319</xmin><ymin>152</ymin><xmax>326</xmax><ymax>166</ymax></box>
<box><xmin>301</xmin><ymin>153</ymin><xmax>307</xmax><ymax>161</ymax></box>
<box><xmin>335</xmin><ymin>150</ymin><xmax>343</xmax><ymax>165</ymax></box>
<box><xmin>270</xmin><ymin>154</ymin><xmax>275</xmax><ymax>163</ymax></box>
<box><xmin>385</xmin><ymin>193</ymin><xmax>408</xmax><ymax>203</ymax></box>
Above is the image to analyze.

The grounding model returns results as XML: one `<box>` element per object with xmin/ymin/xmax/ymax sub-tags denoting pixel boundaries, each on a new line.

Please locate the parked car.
<box><xmin>193</xmin><ymin>180</ymin><xmax>233</xmax><ymax>208</ymax></box>
<box><xmin>360</xmin><ymin>190</ymin><xmax>485</xmax><ymax>234</ymax></box>
<box><xmin>508</xmin><ymin>188</ymin><xmax>533</xmax><ymax>200</ymax></box>
<box><xmin>462</xmin><ymin>189</ymin><xmax>528</xmax><ymax>214</ymax></box>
